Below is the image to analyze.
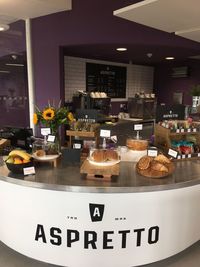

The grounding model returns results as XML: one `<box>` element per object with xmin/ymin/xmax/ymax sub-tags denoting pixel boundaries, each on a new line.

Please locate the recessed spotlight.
<box><xmin>116</xmin><ymin>48</ymin><xmax>127</xmax><ymax>51</ymax></box>
<box><xmin>165</xmin><ymin>57</ymin><xmax>175</xmax><ymax>60</ymax></box>
<box><xmin>0</xmin><ymin>24</ymin><xmax>10</xmax><ymax>31</ymax></box>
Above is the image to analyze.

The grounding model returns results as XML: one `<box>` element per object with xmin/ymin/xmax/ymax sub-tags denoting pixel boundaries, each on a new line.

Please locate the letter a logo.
<box><xmin>89</xmin><ymin>203</ymin><xmax>105</xmax><ymax>222</ymax></box>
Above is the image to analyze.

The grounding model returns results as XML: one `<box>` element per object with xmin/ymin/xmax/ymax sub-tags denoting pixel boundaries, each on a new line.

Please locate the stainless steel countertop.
<box><xmin>0</xmin><ymin>157</ymin><xmax>200</xmax><ymax>193</ymax></box>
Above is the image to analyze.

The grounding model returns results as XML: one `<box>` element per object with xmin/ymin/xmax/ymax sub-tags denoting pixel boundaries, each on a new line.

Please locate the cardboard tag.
<box><xmin>111</xmin><ymin>135</ymin><xmax>117</xmax><ymax>143</ymax></box>
<box><xmin>147</xmin><ymin>149</ymin><xmax>158</xmax><ymax>157</ymax></box>
<box><xmin>134</xmin><ymin>124</ymin><xmax>143</xmax><ymax>131</ymax></box>
<box><xmin>47</xmin><ymin>135</ymin><xmax>55</xmax><ymax>142</ymax></box>
<box><xmin>23</xmin><ymin>166</ymin><xmax>35</xmax><ymax>176</ymax></box>
<box><xmin>41</xmin><ymin>128</ymin><xmax>51</xmax><ymax>136</ymax></box>
<box><xmin>100</xmin><ymin>129</ymin><xmax>111</xmax><ymax>138</ymax></box>
<box><xmin>168</xmin><ymin>148</ymin><xmax>178</xmax><ymax>159</ymax></box>
<box><xmin>73</xmin><ymin>143</ymin><xmax>81</xmax><ymax>149</ymax></box>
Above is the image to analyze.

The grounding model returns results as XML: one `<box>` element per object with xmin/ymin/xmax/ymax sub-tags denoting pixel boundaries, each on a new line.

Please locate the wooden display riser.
<box><xmin>34</xmin><ymin>156</ymin><xmax>61</xmax><ymax>168</ymax></box>
<box><xmin>80</xmin><ymin>159</ymin><xmax>119</xmax><ymax>181</ymax></box>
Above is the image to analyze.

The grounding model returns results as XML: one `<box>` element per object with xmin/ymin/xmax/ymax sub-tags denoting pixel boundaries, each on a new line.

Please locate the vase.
<box><xmin>51</xmin><ymin>128</ymin><xmax>61</xmax><ymax>154</ymax></box>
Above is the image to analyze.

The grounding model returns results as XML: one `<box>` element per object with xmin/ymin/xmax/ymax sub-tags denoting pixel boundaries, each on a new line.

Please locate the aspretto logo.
<box><xmin>89</xmin><ymin>203</ymin><xmax>105</xmax><ymax>222</ymax></box>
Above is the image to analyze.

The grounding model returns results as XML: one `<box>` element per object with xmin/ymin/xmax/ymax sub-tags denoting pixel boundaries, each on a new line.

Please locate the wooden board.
<box><xmin>136</xmin><ymin>162</ymin><xmax>175</xmax><ymax>179</ymax></box>
<box><xmin>80</xmin><ymin>159</ymin><xmax>119</xmax><ymax>181</ymax></box>
<box><xmin>0</xmin><ymin>139</ymin><xmax>10</xmax><ymax>148</ymax></box>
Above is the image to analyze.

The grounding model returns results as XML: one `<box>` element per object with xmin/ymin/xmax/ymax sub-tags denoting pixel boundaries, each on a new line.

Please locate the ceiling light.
<box><xmin>116</xmin><ymin>47</ymin><xmax>127</xmax><ymax>51</ymax></box>
<box><xmin>165</xmin><ymin>57</ymin><xmax>175</xmax><ymax>60</ymax></box>
<box><xmin>0</xmin><ymin>24</ymin><xmax>10</xmax><ymax>31</ymax></box>
<box><xmin>6</xmin><ymin>63</ymin><xmax>24</xmax><ymax>67</ymax></box>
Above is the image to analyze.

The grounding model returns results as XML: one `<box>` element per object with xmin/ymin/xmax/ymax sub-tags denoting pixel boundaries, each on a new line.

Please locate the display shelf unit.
<box><xmin>154</xmin><ymin>122</ymin><xmax>200</xmax><ymax>159</ymax></box>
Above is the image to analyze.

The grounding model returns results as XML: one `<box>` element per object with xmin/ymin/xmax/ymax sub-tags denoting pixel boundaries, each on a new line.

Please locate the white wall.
<box><xmin>64</xmin><ymin>56</ymin><xmax>154</xmax><ymax>102</ymax></box>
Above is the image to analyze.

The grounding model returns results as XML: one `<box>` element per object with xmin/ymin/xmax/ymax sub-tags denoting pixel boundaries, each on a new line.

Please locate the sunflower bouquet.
<box><xmin>33</xmin><ymin>101</ymin><xmax>74</xmax><ymax>135</ymax></box>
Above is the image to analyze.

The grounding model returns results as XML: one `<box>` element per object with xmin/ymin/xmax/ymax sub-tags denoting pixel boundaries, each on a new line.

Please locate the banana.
<box><xmin>8</xmin><ymin>150</ymin><xmax>31</xmax><ymax>161</ymax></box>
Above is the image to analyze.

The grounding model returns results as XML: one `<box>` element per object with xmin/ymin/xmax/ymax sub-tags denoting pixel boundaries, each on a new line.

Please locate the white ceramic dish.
<box><xmin>32</xmin><ymin>153</ymin><xmax>61</xmax><ymax>161</ymax></box>
<box><xmin>87</xmin><ymin>157</ymin><xmax>120</xmax><ymax>166</ymax></box>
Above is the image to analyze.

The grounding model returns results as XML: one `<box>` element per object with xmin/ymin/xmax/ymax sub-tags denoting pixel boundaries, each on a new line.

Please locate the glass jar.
<box><xmin>32</xmin><ymin>138</ymin><xmax>59</xmax><ymax>158</ymax></box>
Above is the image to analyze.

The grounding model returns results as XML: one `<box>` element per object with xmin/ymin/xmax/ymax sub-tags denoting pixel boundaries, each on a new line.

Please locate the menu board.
<box><xmin>86</xmin><ymin>63</ymin><xmax>126</xmax><ymax>98</ymax></box>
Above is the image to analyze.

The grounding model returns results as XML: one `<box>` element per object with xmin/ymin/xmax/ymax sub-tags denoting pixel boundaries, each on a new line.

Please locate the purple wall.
<box><xmin>31</xmin><ymin>0</ymin><xmax>200</xmax><ymax>109</ymax></box>
<box><xmin>154</xmin><ymin>59</ymin><xmax>200</xmax><ymax>105</ymax></box>
<box><xmin>0</xmin><ymin>20</ymin><xmax>29</xmax><ymax>128</ymax></box>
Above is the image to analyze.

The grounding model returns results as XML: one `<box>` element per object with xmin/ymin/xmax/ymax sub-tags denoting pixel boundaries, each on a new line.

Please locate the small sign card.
<box><xmin>187</xmin><ymin>129</ymin><xmax>191</xmax><ymax>133</ymax></box>
<box><xmin>73</xmin><ymin>143</ymin><xmax>81</xmax><ymax>149</ymax></box>
<box><xmin>182</xmin><ymin>155</ymin><xmax>186</xmax><ymax>159</ymax></box>
<box><xmin>100</xmin><ymin>129</ymin><xmax>111</xmax><ymax>138</ymax></box>
<box><xmin>23</xmin><ymin>166</ymin><xmax>35</xmax><ymax>176</ymax></box>
<box><xmin>111</xmin><ymin>135</ymin><xmax>117</xmax><ymax>143</ymax></box>
<box><xmin>47</xmin><ymin>135</ymin><xmax>55</xmax><ymax>142</ymax></box>
<box><xmin>176</xmin><ymin>129</ymin><xmax>180</xmax><ymax>133</ymax></box>
<box><xmin>134</xmin><ymin>124</ymin><xmax>143</xmax><ymax>131</ymax></box>
<box><xmin>147</xmin><ymin>148</ymin><xmax>158</xmax><ymax>157</ymax></box>
<box><xmin>193</xmin><ymin>128</ymin><xmax>197</xmax><ymax>132</ymax></box>
<box><xmin>187</xmin><ymin>154</ymin><xmax>191</xmax><ymax>158</ymax></box>
<box><xmin>168</xmin><ymin>148</ymin><xmax>178</xmax><ymax>159</ymax></box>
<box><xmin>198</xmin><ymin>153</ymin><xmax>200</xmax><ymax>157</ymax></box>
<box><xmin>41</xmin><ymin>128</ymin><xmax>51</xmax><ymax>136</ymax></box>
<box><xmin>181</xmin><ymin>128</ymin><xmax>184</xmax><ymax>133</ymax></box>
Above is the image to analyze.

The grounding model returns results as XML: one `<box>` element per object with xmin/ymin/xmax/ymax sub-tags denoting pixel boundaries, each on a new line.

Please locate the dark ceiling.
<box><xmin>63</xmin><ymin>0</ymin><xmax>200</xmax><ymax>66</ymax></box>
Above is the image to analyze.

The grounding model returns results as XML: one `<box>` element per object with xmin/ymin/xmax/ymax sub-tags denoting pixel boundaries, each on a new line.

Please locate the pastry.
<box><xmin>138</xmin><ymin>156</ymin><xmax>152</xmax><ymax>170</ymax></box>
<box><xmin>35</xmin><ymin>149</ymin><xmax>46</xmax><ymax>157</ymax></box>
<box><xmin>151</xmin><ymin>161</ymin><xmax>168</xmax><ymax>173</ymax></box>
<box><xmin>154</xmin><ymin>154</ymin><xmax>171</xmax><ymax>164</ymax></box>
<box><xmin>126</xmin><ymin>139</ymin><xmax>148</xmax><ymax>151</ymax></box>
<box><xmin>91</xmin><ymin>150</ymin><xmax>106</xmax><ymax>162</ymax></box>
<box><xmin>105</xmin><ymin>150</ymin><xmax>119</xmax><ymax>161</ymax></box>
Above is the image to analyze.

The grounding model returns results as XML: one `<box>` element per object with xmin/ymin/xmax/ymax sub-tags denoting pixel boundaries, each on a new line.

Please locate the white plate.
<box><xmin>32</xmin><ymin>153</ymin><xmax>61</xmax><ymax>161</ymax></box>
<box><xmin>87</xmin><ymin>158</ymin><xmax>120</xmax><ymax>166</ymax></box>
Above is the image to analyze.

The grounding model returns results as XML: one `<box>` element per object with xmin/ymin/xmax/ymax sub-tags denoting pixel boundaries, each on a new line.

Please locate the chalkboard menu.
<box><xmin>86</xmin><ymin>63</ymin><xmax>126</xmax><ymax>98</ymax></box>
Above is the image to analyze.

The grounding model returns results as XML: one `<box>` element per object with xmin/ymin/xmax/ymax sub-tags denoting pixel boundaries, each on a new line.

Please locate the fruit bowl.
<box><xmin>4</xmin><ymin>149</ymin><xmax>33</xmax><ymax>174</ymax></box>
<box><xmin>6</xmin><ymin>160</ymin><xmax>34</xmax><ymax>174</ymax></box>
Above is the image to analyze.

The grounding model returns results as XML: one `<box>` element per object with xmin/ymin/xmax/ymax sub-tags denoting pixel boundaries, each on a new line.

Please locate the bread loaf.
<box><xmin>138</xmin><ymin>155</ymin><xmax>152</xmax><ymax>170</ymax></box>
<box><xmin>151</xmin><ymin>161</ymin><xmax>168</xmax><ymax>173</ymax></box>
<box><xmin>154</xmin><ymin>154</ymin><xmax>171</xmax><ymax>164</ymax></box>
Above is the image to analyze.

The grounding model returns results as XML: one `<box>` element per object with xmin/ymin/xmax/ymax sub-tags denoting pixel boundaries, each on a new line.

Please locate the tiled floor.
<box><xmin>0</xmin><ymin>241</ymin><xmax>200</xmax><ymax>267</ymax></box>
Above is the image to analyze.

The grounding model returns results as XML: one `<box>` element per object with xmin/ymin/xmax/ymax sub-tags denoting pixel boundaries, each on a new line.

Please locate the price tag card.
<box><xmin>73</xmin><ymin>143</ymin><xmax>81</xmax><ymax>149</ymax></box>
<box><xmin>111</xmin><ymin>135</ymin><xmax>117</xmax><ymax>143</ymax></box>
<box><xmin>147</xmin><ymin>149</ymin><xmax>158</xmax><ymax>157</ymax></box>
<box><xmin>134</xmin><ymin>124</ymin><xmax>143</xmax><ymax>131</ymax></box>
<box><xmin>100</xmin><ymin>129</ymin><xmax>111</xmax><ymax>138</ymax></box>
<box><xmin>41</xmin><ymin>128</ymin><xmax>51</xmax><ymax>136</ymax></box>
<box><xmin>181</xmin><ymin>128</ymin><xmax>184</xmax><ymax>133</ymax></box>
<box><xmin>168</xmin><ymin>148</ymin><xmax>178</xmax><ymax>159</ymax></box>
<box><xmin>182</xmin><ymin>155</ymin><xmax>186</xmax><ymax>159</ymax></box>
<box><xmin>187</xmin><ymin>154</ymin><xmax>191</xmax><ymax>158</ymax></box>
<box><xmin>193</xmin><ymin>128</ymin><xmax>197</xmax><ymax>132</ymax></box>
<box><xmin>187</xmin><ymin>129</ymin><xmax>191</xmax><ymax>133</ymax></box>
<box><xmin>23</xmin><ymin>166</ymin><xmax>35</xmax><ymax>176</ymax></box>
<box><xmin>198</xmin><ymin>153</ymin><xmax>200</xmax><ymax>157</ymax></box>
<box><xmin>177</xmin><ymin>155</ymin><xmax>181</xmax><ymax>159</ymax></box>
<box><xmin>176</xmin><ymin>129</ymin><xmax>180</xmax><ymax>133</ymax></box>
<box><xmin>47</xmin><ymin>135</ymin><xmax>55</xmax><ymax>142</ymax></box>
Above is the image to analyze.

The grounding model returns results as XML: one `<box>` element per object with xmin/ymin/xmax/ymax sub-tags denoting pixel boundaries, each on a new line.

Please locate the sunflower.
<box><xmin>67</xmin><ymin>112</ymin><xmax>74</xmax><ymax>122</ymax></box>
<box><xmin>33</xmin><ymin>113</ymin><xmax>38</xmax><ymax>124</ymax></box>
<box><xmin>42</xmin><ymin>108</ymin><xmax>55</xmax><ymax>120</ymax></box>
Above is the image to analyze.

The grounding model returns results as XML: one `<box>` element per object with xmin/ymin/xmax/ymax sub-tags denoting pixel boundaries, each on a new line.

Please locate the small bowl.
<box><xmin>6</xmin><ymin>160</ymin><xmax>34</xmax><ymax>174</ymax></box>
